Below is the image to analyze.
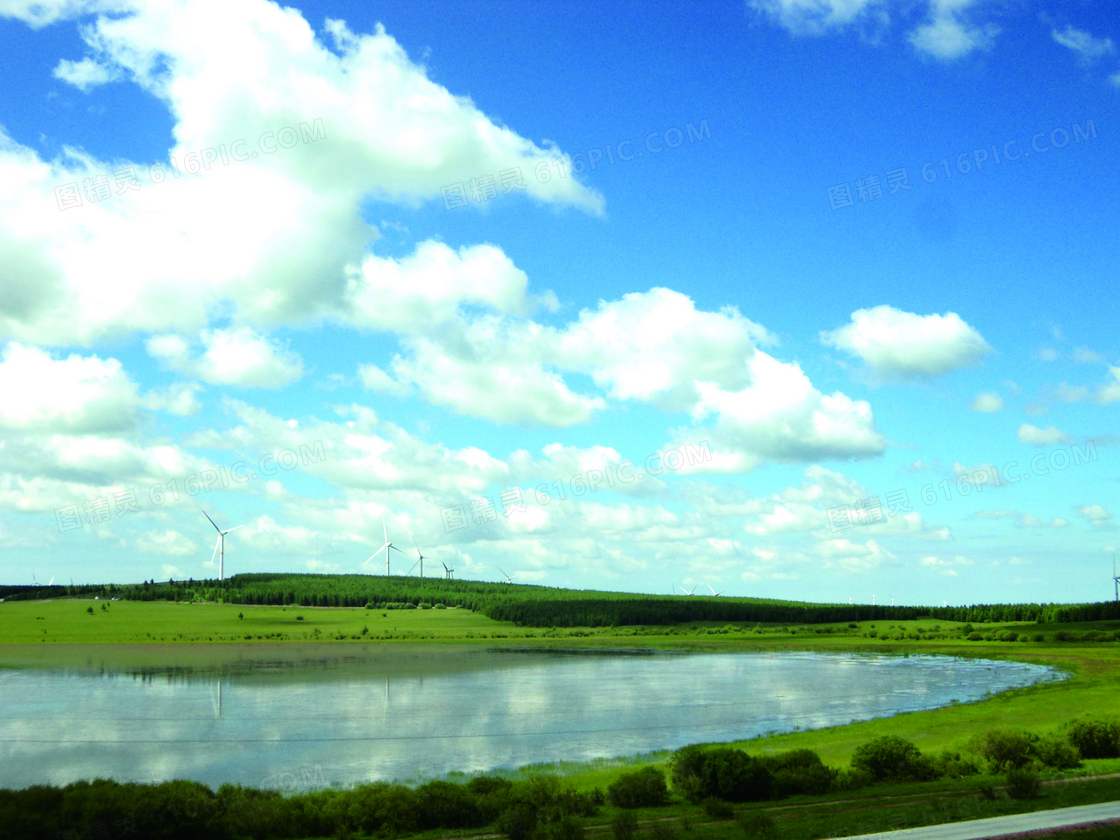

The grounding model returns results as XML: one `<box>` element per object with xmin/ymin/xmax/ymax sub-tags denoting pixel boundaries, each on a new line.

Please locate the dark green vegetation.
<box><xmin>5</xmin><ymin>720</ymin><xmax>1119</xmax><ymax>839</ymax></box>
<box><xmin>6</xmin><ymin>573</ymin><xmax>1120</xmax><ymax>627</ymax></box>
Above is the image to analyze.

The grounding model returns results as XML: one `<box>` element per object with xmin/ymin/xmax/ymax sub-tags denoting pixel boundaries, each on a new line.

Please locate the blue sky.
<box><xmin>1</xmin><ymin>0</ymin><xmax>1118</xmax><ymax>604</ymax></box>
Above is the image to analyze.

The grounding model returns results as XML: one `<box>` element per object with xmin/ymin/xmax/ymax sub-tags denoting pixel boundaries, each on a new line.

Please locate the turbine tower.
<box><xmin>1113</xmin><ymin>554</ymin><xmax>1119</xmax><ymax>602</ymax></box>
<box><xmin>442</xmin><ymin>561</ymin><xmax>455</xmax><ymax>580</ymax></box>
<box><xmin>408</xmin><ymin>532</ymin><xmax>425</xmax><ymax>578</ymax></box>
<box><xmin>365</xmin><ymin>517</ymin><xmax>406</xmax><ymax>576</ymax></box>
<box><xmin>204</xmin><ymin>511</ymin><xmax>243</xmax><ymax>581</ymax></box>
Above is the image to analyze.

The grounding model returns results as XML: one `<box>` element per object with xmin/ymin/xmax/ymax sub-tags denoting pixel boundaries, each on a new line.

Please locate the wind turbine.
<box><xmin>498</xmin><ymin>567</ymin><xmax>515</xmax><ymax>584</ymax></box>
<box><xmin>442</xmin><ymin>561</ymin><xmax>455</xmax><ymax>580</ymax></box>
<box><xmin>678</xmin><ymin>584</ymin><xmax>697</xmax><ymax>595</ymax></box>
<box><xmin>405</xmin><ymin>532</ymin><xmax>425</xmax><ymax>578</ymax></box>
<box><xmin>204</xmin><ymin>511</ymin><xmax>243</xmax><ymax>581</ymax></box>
<box><xmin>872</xmin><ymin>595</ymin><xmax>876</xmax><ymax>606</ymax></box>
<box><xmin>1113</xmin><ymin>554</ymin><xmax>1119</xmax><ymax>602</ymax></box>
<box><xmin>365</xmin><ymin>517</ymin><xmax>406</xmax><ymax>576</ymax></box>
<box><xmin>707</xmin><ymin>583</ymin><xmax>722</xmax><ymax>596</ymax></box>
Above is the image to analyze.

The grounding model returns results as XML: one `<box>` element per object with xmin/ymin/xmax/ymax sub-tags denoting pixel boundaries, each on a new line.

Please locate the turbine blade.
<box><xmin>211</xmin><ymin>536</ymin><xmax>221</xmax><ymax>564</ymax></box>
<box><xmin>223</xmin><ymin>525</ymin><xmax>244</xmax><ymax>534</ymax></box>
<box><xmin>382</xmin><ymin>517</ymin><xmax>388</xmax><ymax>546</ymax></box>
<box><xmin>365</xmin><ymin>544</ymin><xmax>388</xmax><ymax>564</ymax></box>
<box><xmin>203</xmin><ymin>511</ymin><xmax>222</xmax><ymax>533</ymax></box>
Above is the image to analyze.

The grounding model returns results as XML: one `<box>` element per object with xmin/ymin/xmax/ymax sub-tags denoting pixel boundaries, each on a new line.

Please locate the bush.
<box><xmin>758</xmin><ymin>749</ymin><xmax>837</xmax><ymax>796</ymax></box>
<box><xmin>1006</xmin><ymin>766</ymin><xmax>1040</xmax><ymax>800</ymax></box>
<box><xmin>1033</xmin><ymin>634</ymin><xmax>1045</xmax><ymax>642</ymax></box>
<box><xmin>701</xmin><ymin>797</ymin><xmax>734</xmax><ymax>819</ymax></box>
<box><xmin>999</xmin><ymin>631</ymin><xmax>1019</xmax><ymax>642</ymax></box>
<box><xmin>499</xmin><ymin>804</ymin><xmax>537</xmax><ymax>840</ymax></box>
<box><xmin>735</xmin><ymin>811</ymin><xmax>777</xmax><ymax>838</ymax></box>
<box><xmin>611</xmin><ymin>810</ymin><xmax>638</xmax><ymax>840</ymax></box>
<box><xmin>1066</xmin><ymin>717</ymin><xmax>1120</xmax><ymax>759</ymax></box>
<box><xmin>547</xmin><ymin>815</ymin><xmax>586</xmax><ymax>840</ymax></box>
<box><xmin>970</xmin><ymin>729</ymin><xmax>1038</xmax><ymax>770</ymax></box>
<box><xmin>931</xmin><ymin>750</ymin><xmax>981</xmax><ymax>779</ymax></box>
<box><xmin>702</xmin><ymin>749</ymin><xmax>774</xmax><ymax>802</ymax></box>
<box><xmin>968</xmin><ymin>633</ymin><xmax>984</xmax><ymax>641</ymax></box>
<box><xmin>669</xmin><ymin>746</ymin><xmax>709</xmax><ymax>802</ymax></box>
<box><xmin>1035</xmin><ymin>735</ymin><xmax>1081</xmax><ymax>769</ymax></box>
<box><xmin>851</xmin><ymin>736</ymin><xmax>936</xmax><ymax>782</ymax></box>
<box><xmin>650</xmin><ymin>821</ymin><xmax>676</xmax><ymax>840</ymax></box>
<box><xmin>608</xmin><ymin>767</ymin><xmax>668</xmax><ymax>808</ymax></box>
<box><xmin>831</xmin><ymin>767</ymin><xmax>874</xmax><ymax>792</ymax></box>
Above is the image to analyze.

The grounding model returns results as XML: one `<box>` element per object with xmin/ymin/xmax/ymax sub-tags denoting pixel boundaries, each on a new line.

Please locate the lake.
<box><xmin>0</xmin><ymin>644</ymin><xmax>1061</xmax><ymax>790</ymax></box>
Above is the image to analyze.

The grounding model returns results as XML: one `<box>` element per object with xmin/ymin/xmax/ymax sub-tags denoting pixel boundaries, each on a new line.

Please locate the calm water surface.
<box><xmin>0</xmin><ymin>645</ymin><xmax>1062</xmax><ymax>790</ymax></box>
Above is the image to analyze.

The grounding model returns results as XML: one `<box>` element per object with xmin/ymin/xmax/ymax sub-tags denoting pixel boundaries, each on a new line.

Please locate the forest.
<box><xmin>5</xmin><ymin>574</ymin><xmax>1118</xmax><ymax>627</ymax></box>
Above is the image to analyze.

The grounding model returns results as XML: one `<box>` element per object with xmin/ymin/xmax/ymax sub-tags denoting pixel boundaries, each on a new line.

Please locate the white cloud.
<box><xmin>908</xmin><ymin>0</ymin><xmax>999</xmax><ymax>60</ymax></box>
<box><xmin>970</xmin><ymin>392</ymin><xmax>1003</xmax><ymax>412</ymax></box>
<box><xmin>920</xmin><ymin>554</ymin><xmax>972</xmax><ymax>576</ymax></box>
<box><xmin>1017</xmin><ymin>423</ymin><xmax>1069</xmax><ymax>446</ymax></box>
<box><xmin>0</xmin><ymin>342</ymin><xmax>139</xmax><ymax>433</ymax></box>
<box><xmin>1110</xmin><ymin>70</ymin><xmax>1120</xmax><ymax>87</ymax></box>
<box><xmin>357</xmin><ymin>363</ymin><xmax>408</xmax><ymax>396</ymax></box>
<box><xmin>389</xmin><ymin>335</ymin><xmax>606</xmax><ymax>427</ymax></box>
<box><xmin>556</xmin><ymin>288</ymin><xmax>775</xmax><ymax>411</ymax></box>
<box><xmin>53</xmin><ymin>56</ymin><xmax>120</xmax><ymax>90</ymax></box>
<box><xmin>1077</xmin><ymin>504</ymin><xmax>1111</xmax><ymax>524</ymax></box>
<box><xmin>747</xmin><ymin>0</ymin><xmax>887</xmax><ymax>36</ymax></box>
<box><xmin>1051</xmin><ymin>25</ymin><xmax>1116</xmax><ymax>63</ymax></box>
<box><xmin>136</xmin><ymin>529</ymin><xmax>197</xmax><ymax>556</ymax></box>
<box><xmin>141</xmin><ymin>382</ymin><xmax>203</xmax><ymax>416</ymax></box>
<box><xmin>147</xmin><ymin>327</ymin><xmax>304</xmax><ymax>388</ymax></box>
<box><xmin>821</xmin><ymin>305</ymin><xmax>991</xmax><ymax>381</ymax></box>
<box><xmin>0</xmin><ymin>0</ymin><xmax>601</xmax><ymax>347</ymax></box>
<box><xmin>686</xmin><ymin>351</ymin><xmax>887</xmax><ymax>472</ymax></box>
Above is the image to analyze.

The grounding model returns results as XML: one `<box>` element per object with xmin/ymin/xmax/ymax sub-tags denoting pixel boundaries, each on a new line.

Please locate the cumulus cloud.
<box><xmin>686</xmin><ymin>351</ymin><xmax>888</xmax><ymax>472</ymax></box>
<box><xmin>970</xmin><ymin>392</ymin><xmax>1003</xmax><ymax>412</ymax></box>
<box><xmin>0</xmin><ymin>342</ymin><xmax>139</xmax><ymax>433</ymax></box>
<box><xmin>1017</xmin><ymin>423</ymin><xmax>1069</xmax><ymax>446</ymax></box>
<box><xmin>1077</xmin><ymin>504</ymin><xmax>1111</xmax><ymax>524</ymax></box>
<box><xmin>147</xmin><ymin>327</ymin><xmax>304</xmax><ymax>388</ymax></box>
<box><xmin>556</xmin><ymin>288</ymin><xmax>775</xmax><ymax>411</ymax></box>
<box><xmin>747</xmin><ymin>0</ymin><xmax>888</xmax><ymax>36</ymax></box>
<box><xmin>908</xmin><ymin>0</ymin><xmax>999</xmax><ymax>60</ymax></box>
<box><xmin>0</xmin><ymin>0</ymin><xmax>602</xmax><ymax>347</ymax></box>
<box><xmin>821</xmin><ymin>305</ymin><xmax>991</xmax><ymax>381</ymax></box>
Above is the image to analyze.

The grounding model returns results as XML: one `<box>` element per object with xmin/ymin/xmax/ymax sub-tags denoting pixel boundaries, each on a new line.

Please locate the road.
<box><xmin>838</xmin><ymin>800</ymin><xmax>1120</xmax><ymax>839</ymax></box>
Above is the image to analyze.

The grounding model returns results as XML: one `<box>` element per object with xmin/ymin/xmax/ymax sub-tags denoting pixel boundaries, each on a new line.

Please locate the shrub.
<box><xmin>611</xmin><ymin>811</ymin><xmax>638</xmax><ymax>840</ymax></box>
<box><xmin>970</xmin><ymin>729</ymin><xmax>1038</xmax><ymax>770</ymax></box>
<box><xmin>932</xmin><ymin>750</ymin><xmax>981</xmax><ymax>779</ymax></box>
<box><xmin>650</xmin><ymin>821</ymin><xmax>676</xmax><ymax>840</ymax></box>
<box><xmin>735</xmin><ymin>811</ymin><xmax>777</xmax><ymax>838</ymax></box>
<box><xmin>1066</xmin><ymin>717</ymin><xmax>1120</xmax><ymax>758</ymax></box>
<box><xmin>499</xmin><ymin>805</ymin><xmax>537</xmax><ymax>840</ymax></box>
<box><xmin>968</xmin><ymin>633</ymin><xmax>983</xmax><ymax>641</ymax></box>
<box><xmin>851</xmin><ymin>736</ymin><xmax>936</xmax><ymax>782</ymax></box>
<box><xmin>1006</xmin><ymin>766</ymin><xmax>1040</xmax><ymax>800</ymax></box>
<box><xmin>608</xmin><ymin>767</ymin><xmax>668</xmax><ymax>808</ymax></box>
<box><xmin>1035</xmin><ymin>735</ymin><xmax>1080</xmax><ymax>769</ymax></box>
<box><xmin>999</xmin><ymin>631</ymin><xmax>1019</xmax><ymax>642</ymax></box>
<box><xmin>547</xmin><ymin>815</ymin><xmax>586</xmax><ymax>840</ymax></box>
<box><xmin>701</xmin><ymin>797</ymin><xmax>734</xmax><ymax>819</ymax></box>
<box><xmin>1033</xmin><ymin>634</ymin><xmax>1045</xmax><ymax>642</ymax></box>
<box><xmin>831</xmin><ymin>767</ymin><xmax>874</xmax><ymax>791</ymax></box>
<box><xmin>702</xmin><ymin>749</ymin><xmax>774</xmax><ymax>802</ymax></box>
<box><xmin>758</xmin><ymin>749</ymin><xmax>837</xmax><ymax>796</ymax></box>
<box><xmin>669</xmin><ymin>746</ymin><xmax>709</xmax><ymax>802</ymax></box>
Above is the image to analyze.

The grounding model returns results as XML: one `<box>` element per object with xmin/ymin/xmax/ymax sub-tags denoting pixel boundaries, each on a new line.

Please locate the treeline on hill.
<box><xmin>74</xmin><ymin>573</ymin><xmax>1120</xmax><ymax>627</ymax></box>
